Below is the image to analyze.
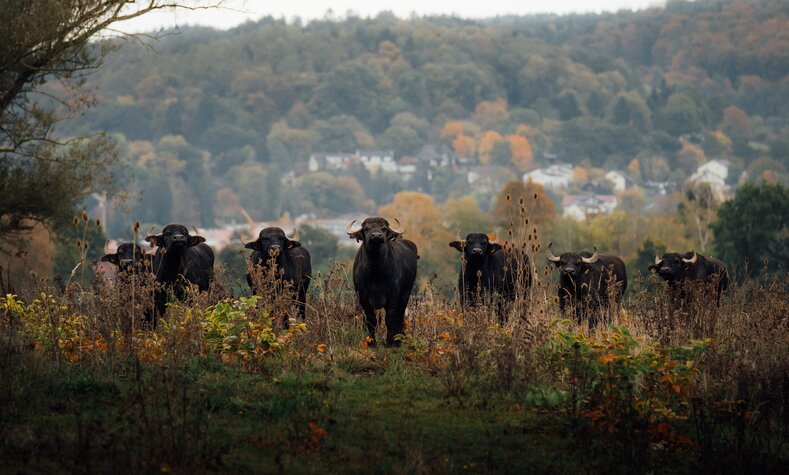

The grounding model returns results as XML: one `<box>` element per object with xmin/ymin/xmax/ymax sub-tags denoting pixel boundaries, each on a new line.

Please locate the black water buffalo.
<box><xmin>347</xmin><ymin>217</ymin><xmax>418</xmax><ymax>347</ymax></box>
<box><xmin>100</xmin><ymin>242</ymin><xmax>151</xmax><ymax>275</ymax></box>
<box><xmin>145</xmin><ymin>224</ymin><xmax>214</xmax><ymax>324</ymax></box>
<box><xmin>449</xmin><ymin>232</ymin><xmax>531</xmax><ymax>321</ymax></box>
<box><xmin>244</xmin><ymin>226</ymin><xmax>312</xmax><ymax>324</ymax></box>
<box><xmin>546</xmin><ymin>243</ymin><xmax>627</xmax><ymax>329</ymax></box>
<box><xmin>648</xmin><ymin>251</ymin><xmax>728</xmax><ymax>305</ymax></box>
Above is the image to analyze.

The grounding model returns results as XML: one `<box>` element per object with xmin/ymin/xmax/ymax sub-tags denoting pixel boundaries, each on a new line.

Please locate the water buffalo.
<box><xmin>449</xmin><ymin>231</ymin><xmax>531</xmax><ymax>322</ymax></box>
<box><xmin>648</xmin><ymin>251</ymin><xmax>728</xmax><ymax>305</ymax></box>
<box><xmin>145</xmin><ymin>224</ymin><xmax>214</xmax><ymax>325</ymax></box>
<box><xmin>100</xmin><ymin>241</ymin><xmax>150</xmax><ymax>275</ymax></box>
<box><xmin>244</xmin><ymin>226</ymin><xmax>312</xmax><ymax>325</ymax></box>
<box><xmin>347</xmin><ymin>217</ymin><xmax>418</xmax><ymax>347</ymax></box>
<box><xmin>546</xmin><ymin>243</ymin><xmax>627</xmax><ymax>330</ymax></box>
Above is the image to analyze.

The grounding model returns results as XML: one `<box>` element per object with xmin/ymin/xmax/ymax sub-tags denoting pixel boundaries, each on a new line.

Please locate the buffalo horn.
<box><xmin>581</xmin><ymin>247</ymin><xmax>599</xmax><ymax>264</ymax></box>
<box><xmin>146</xmin><ymin>225</ymin><xmax>156</xmax><ymax>237</ymax></box>
<box><xmin>103</xmin><ymin>240</ymin><xmax>112</xmax><ymax>255</ymax></box>
<box><xmin>192</xmin><ymin>225</ymin><xmax>200</xmax><ymax>236</ymax></box>
<box><xmin>545</xmin><ymin>242</ymin><xmax>561</xmax><ymax>263</ymax></box>
<box><xmin>486</xmin><ymin>231</ymin><xmax>498</xmax><ymax>243</ymax></box>
<box><xmin>389</xmin><ymin>218</ymin><xmax>404</xmax><ymax>235</ymax></box>
<box><xmin>346</xmin><ymin>219</ymin><xmax>362</xmax><ymax>236</ymax></box>
<box><xmin>682</xmin><ymin>251</ymin><xmax>698</xmax><ymax>264</ymax></box>
<box><xmin>655</xmin><ymin>254</ymin><xmax>662</xmax><ymax>265</ymax></box>
<box><xmin>289</xmin><ymin>228</ymin><xmax>299</xmax><ymax>242</ymax></box>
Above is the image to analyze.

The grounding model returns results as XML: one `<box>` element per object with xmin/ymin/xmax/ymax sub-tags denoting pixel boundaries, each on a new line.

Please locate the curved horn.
<box><xmin>146</xmin><ymin>225</ymin><xmax>156</xmax><ymax>237</ymax></box>
<box><xmin>289</xmin><ymin>228</ymin><xmax>299</xmax><ymax>242</ymax></box>
<box><xmin>546</xmin><ymin>242</ymin><xmax>561</xmax><ymax>263</ymax></box>
<box><xmin>389</xmin><ymin>218</ymin><xmax>404</xmax><ymax>235</ymax></box>
<box><xmin>104</xmin><ymin>240</ymin><xmax>112</xmax><ymax>255</ymax></box>
<box><xmin>346</xmin><ymin>219</ymin><xmax>361</xmax><ymax>236</ymax></box>
<box><xmin>581</xmin><ymin>247</ymin><xmax>599</xmax><ymax>264</ymax></box>
<box><xmin>192</xmin><ymin>225</ymin><xmax>200</xmax><ymax>236</ymax></box>
<box><xmin>682</xmin><ymin>251</ymin><xmax>698</xmax><ymax>264</ymax></box>
<box><xmin>486</xmin><ymin>231</ymin><xmax>498</xmax><ymax>243</ymax></box>
<box><xmin>239</xmin><ymin>232</ymin><xmax>251</xmax><ymax>246</ymax></box>
<box><xmin>456</xmin><ymin>229</ymin><xmax>462</xmax><ymax>241</ymax></box>
<box><xmin>655</xmin><ymin>254</ymin><xmax>662</xmax><ymax>265</ymax></box>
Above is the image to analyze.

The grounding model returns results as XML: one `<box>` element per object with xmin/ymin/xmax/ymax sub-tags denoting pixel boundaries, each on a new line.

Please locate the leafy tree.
<box><xmin>492</xmin><ymin>180</ymin><xmax>555</xmax><ymax>237</ymax></box>
<box><xmin>298</xmin><ymin>224</ymin><xmax>339</xmax><ymax>270</ymax></box>
<box><xmin>0</xmin><ymin>0</ymin><xmax>215</xmax><ymax>250</ymax></box>
<box><xmin>442</xmin><ymin>196</ymin><xmax>492</xmax><ymax>234</ymax></box>
<box><xmin>653</xmin><ymin>93</ymin><xmax>707</xmax><ymax>136</ymax></box>
<box><xmin>378</xmin><ymin>192</ymin><xmax>454</xmax><ymax>286</ymax></box>
<box><xmin>711</xmin><ymin>183</ymin><xmax>789</xmax><ymax>277</ymax></box>
<box><xmin>632</xmin><ymin>238</ymin><xmax>667</xmax><ymax>283</ymax></box>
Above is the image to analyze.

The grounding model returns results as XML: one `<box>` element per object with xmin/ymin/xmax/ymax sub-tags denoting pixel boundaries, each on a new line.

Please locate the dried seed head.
<box><xmin>525</xmin><ymin>218</ymin><xmax>529</xmax><ymax>225</ymax></box>
<box><xmin>519</xmin><ymin>197</ymin><xmax>525</xmax><ymax>205</ymax></box>
<box><xmin>82</xmin><ymin>211</ymin><xmax>89</xmax><ymax>222</ymax></box>
<box><xmin>134</xmin><ymin>221</ymin><xmax>140</xmax><ymax>232</ymax></box>
<box><xmin>76</xmin><ymin>239</ymin><xmax>82</xmax><ymax>248</ymax></box>
<box><xmin>95</xmin><ymin>219</ymin><xmax>101</xmax><ymax>227</ymax></box>
<box><xmin>506</xmin><ymin>194</ymin><xmax>511</xmax><ymax>201</ymax></box>
<box><xmin>533</xmin><ymin>192</ymin><xmax>538</xmax><ymax>200</ymax></box>
<box><xmin>73</xmin><ymin>217</ymin><xmax>79</xmax><ymax>225</ymax></box>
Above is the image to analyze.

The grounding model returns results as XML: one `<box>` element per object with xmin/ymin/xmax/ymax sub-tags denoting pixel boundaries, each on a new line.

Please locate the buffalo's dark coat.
<box><xmin>649</xmin><ymin>252</ymin><xmax>728</xmax><ymax>305</ymax></box>
<box><xmin>100</xmin><ymin>243</ymin><xmax>150</xmax><ymax>274</ymax></box>
<box><xmin>349</xmin><ymin>217</ymin><xmax>418</xmax><ymax>347</ymax></box>
<box><xmin>245</xmin><ymin>227</ymin><xmax>312</xmax><ymax>324</ymax></box>
<box><xmin>449</xmin><ymin>233</ymin><xmax>531</xmax><ymax>321</ymax></box>
<box><xmin>145</xmin><ymin>224</ymin><xmax>214</xmax><ymax>325</ymax></box>
<box><xmin>548</xmin><ymin>247</ymin><xmax>627</xmax><ymax>329</ymax></box>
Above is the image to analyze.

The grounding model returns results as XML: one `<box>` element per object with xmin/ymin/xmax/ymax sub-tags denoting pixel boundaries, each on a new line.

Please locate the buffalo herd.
<box><xmin>99</xmin><ymin>217</ymin><xmax>730</xmax><ymax>345</ymax></box>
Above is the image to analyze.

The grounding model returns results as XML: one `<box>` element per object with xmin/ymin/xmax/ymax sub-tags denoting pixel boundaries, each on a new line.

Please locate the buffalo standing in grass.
<box><xmin>449</xmin><ymin>231</ymin><xmax>531</xmax><ymax>322</ymax></box>
<box><xmin>546</xmin><ymin>243</ymin><xmax>627</xmax><ymax>330</ymax></box>
<box><xmin>145</xmin><ymin>224</ymin><xmax>214</xmax><ymax>325</ymax></box>
<box><xmin>244</xmin><ymin>226</ymin><xmax>312</xmax><ymax>325</ymax></box>
<box><xmin>648</xmin><ymin>251</ymin><xmax>728</xmax><ymax>306</ymax></box>
<box><xmin>347</xmin><ymin>217</ymin><xmax>418</xmax><ymax>347</ymax></box>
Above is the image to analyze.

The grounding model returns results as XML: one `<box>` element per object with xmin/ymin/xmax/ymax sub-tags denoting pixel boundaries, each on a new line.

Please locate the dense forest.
<box><xmin>58</xmin><ymin>0</ymin><xmax>789</xmax><ymax>236</ymax></box>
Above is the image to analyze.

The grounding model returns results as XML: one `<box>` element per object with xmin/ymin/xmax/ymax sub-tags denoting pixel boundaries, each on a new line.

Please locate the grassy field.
<box><xmin>2</xmin><ymin>261</ymin><xmax>789</xmax><ymax>473</ymax></box>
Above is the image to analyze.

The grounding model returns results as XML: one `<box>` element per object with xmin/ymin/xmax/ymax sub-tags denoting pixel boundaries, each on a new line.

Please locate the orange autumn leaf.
<box><xmin>316</xmin><ymin>343</ymin><xmax>327</xmax><ymax>353</ymax></box>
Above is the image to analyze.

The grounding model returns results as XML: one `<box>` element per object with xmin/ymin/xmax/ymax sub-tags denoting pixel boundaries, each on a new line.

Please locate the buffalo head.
<box><xmin>449</xmin><ymin>232</ymin><xmax>502</xmax><ymax>262</ymax></box>
<box><xmin>243</xmin><ymin>227</ymin><xmax>301</xmax><ymax>257</ymax></box>
<box><xmin>346</xmin><ymin>217</ymin><xmax>403</xmax><ymax>250</ymax></box>
<box><xmin>145</xmin><ymin>224</ymin><xmax>205</xmax><ymax>250</ymax></box>
<box><xmin>100</xmin><ymin>242</ymin><xmax>147</xmax><ymax>273</ymax></box>
<box><xmin>546</xmin><ymin>242</ymin><xmax>599</xmax><ymax>277</ymax></box>
<box><xmin>648</xmin><ymin>252</ymin><xmax>697</xmax><ymax>280</ymax></box>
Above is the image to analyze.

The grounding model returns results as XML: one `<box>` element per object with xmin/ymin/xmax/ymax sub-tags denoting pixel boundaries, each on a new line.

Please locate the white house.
<box><xmin>605</xmin><ymin>170</ymin><xmax>629</xmax><ymax>193</ymax></box>
<box><xmin>357</xmin><ymin>149</ymin><xmax>396</xmax><ymax>174</ymax></box>
<box><xmin>686</xmin><ymin>159</ymin><xmax>731</xmax><ymax>201</ymax></box>
<box><xmin>523</xmin><ymin>163</ymin><xmax>573</xmax><ymax>189</ymax></box>
<box><xmin>561</xmin><ymin>194</ymin><xmax>618</xmax><ymax>220</ymax></box>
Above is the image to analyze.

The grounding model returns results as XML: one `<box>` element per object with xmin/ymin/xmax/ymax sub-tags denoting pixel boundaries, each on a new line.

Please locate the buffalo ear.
<box><xmin>244</xmin><ymin>240</ymin><xmax>259</xmax><ymax>250</ymax></box>
<box><xmin>647</xmin><ymin>264</ymin><xmax>658</xmax><ymax>273</ymax></box>
<box><xmin>349</xmin><ymin>231</ymin><xmax>363</xmax><ymax>242</ymax></box>
<box><xmin>488</xmin><ymin>243</ymin><xmax>503</xmax><ymax>253</ymax></box>
<box><xmin>100</xmin><ymin>253</ymin><xmax>118</xmax><ymax>264</ymax></box>
<box><xmin>449</xmin><ymin>241</ymin><xmax>464</xmax><ymax>252</ymax></box>
<box><xmin>188</xmin><ymin>235</ymin><xmax>206</xmax><ymax>246</ymax></box>
<box><xmin>287</xmin><ymin>239</ymin><xmax>301</xmax><ymax>249</ymax></box>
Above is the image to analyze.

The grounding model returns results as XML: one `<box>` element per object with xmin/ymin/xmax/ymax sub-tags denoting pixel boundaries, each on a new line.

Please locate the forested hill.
<box><xmin>67</xmin><ymin>0</ymin><xmax>789</xmax><ymax>230</ymax></box>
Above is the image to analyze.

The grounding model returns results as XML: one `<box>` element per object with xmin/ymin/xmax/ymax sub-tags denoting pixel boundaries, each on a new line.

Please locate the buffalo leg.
<box><xmin>361</xmin><ymin>301</ymin><xmax>378</xmax><ymax>347</ymax></box>
<box><xmin>384</xmin><ymin>305</ymin><xmax>405</xmax><ymax>347</ymax></box>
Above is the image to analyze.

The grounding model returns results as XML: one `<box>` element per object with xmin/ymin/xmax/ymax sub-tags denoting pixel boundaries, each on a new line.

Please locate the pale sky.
<box><xmin>117</xmin><ymin>0</ymin><xmax>667</xmax><ymax>33</ymax></box>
